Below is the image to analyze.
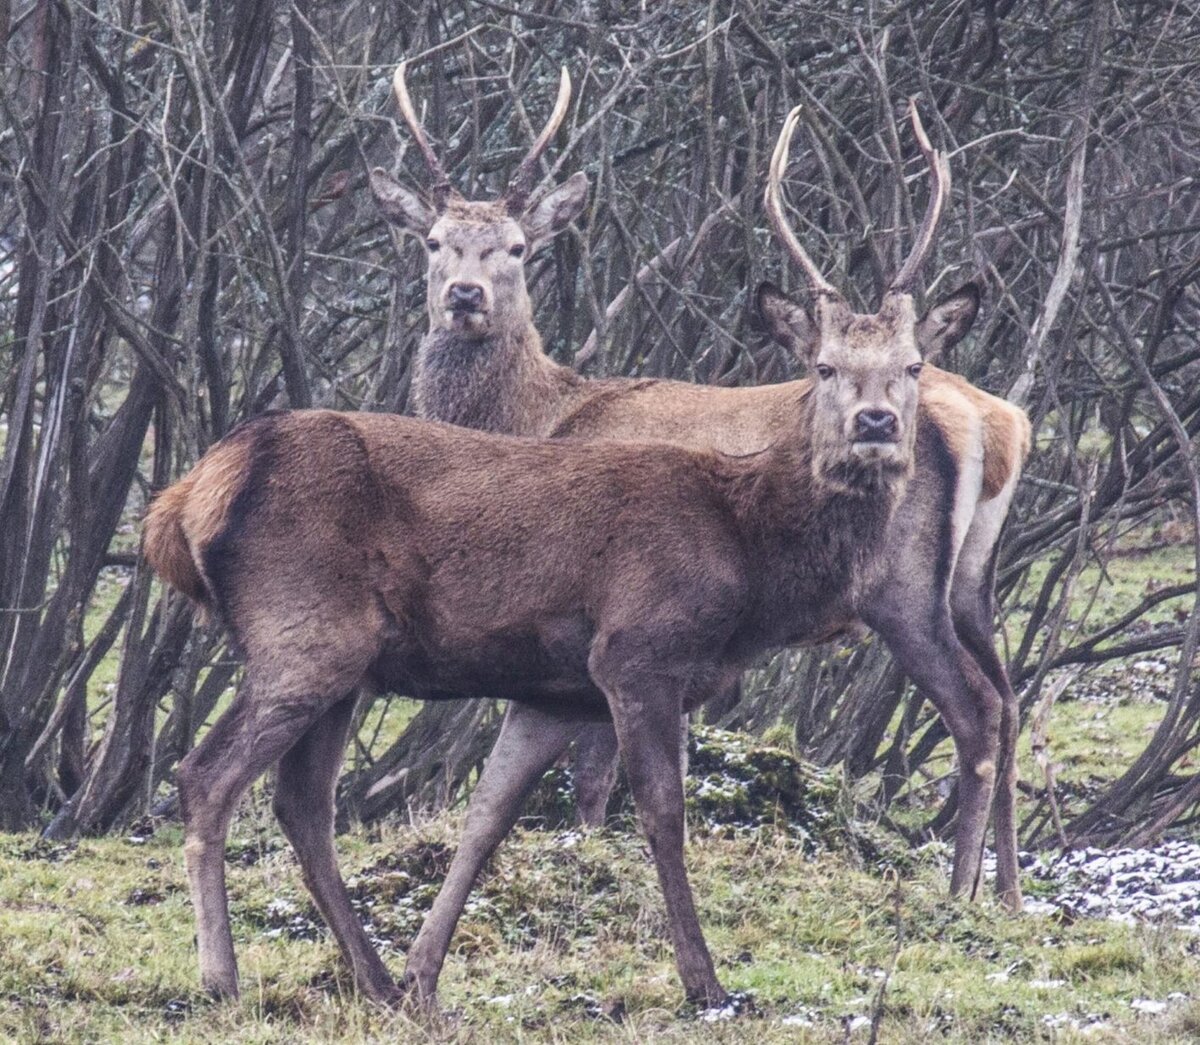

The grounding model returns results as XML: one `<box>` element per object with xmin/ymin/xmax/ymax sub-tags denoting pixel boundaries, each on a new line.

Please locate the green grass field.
<box><xmin>1</xmin><ymin>799</ymin><xmax>1199</xmax><ymax>1043</ymax></box>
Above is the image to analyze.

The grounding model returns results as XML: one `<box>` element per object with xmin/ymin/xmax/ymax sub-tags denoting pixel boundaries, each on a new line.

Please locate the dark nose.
<box><xmin>447</xmin><ymin>283</ymin><xmax>484</xmax><ymax>311</ymax></box>
<box><xmin>854</xmin><ymin>408</ymin><xmax>898</xmax><ymax>442</ymax></box>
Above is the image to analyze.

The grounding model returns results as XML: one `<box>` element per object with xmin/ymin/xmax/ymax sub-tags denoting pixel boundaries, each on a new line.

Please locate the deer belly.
<box><xmin>368</xmin><ymin>612</ymin><xmax>603</xmax><ymax>712</ymax></box>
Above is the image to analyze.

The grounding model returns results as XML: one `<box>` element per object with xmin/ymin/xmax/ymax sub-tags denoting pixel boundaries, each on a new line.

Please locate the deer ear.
<box><xmin>757</xmin><ymin>282</ymin><xmax>819</xmax><ymax>364</ymax></box>
<box><xmin>520</xmin><ymin>172</ymin><xmax>588</xmax><ymax>252</ymax></box>
<box><xmin>917</xmin><ymin>282</ymin><xmax>980</xmax><ymax>360</ymax></box>
<box><xmin>370</xmin><ymin>168</ymin><xmax>437</xmax><ymax>234</ymax></box>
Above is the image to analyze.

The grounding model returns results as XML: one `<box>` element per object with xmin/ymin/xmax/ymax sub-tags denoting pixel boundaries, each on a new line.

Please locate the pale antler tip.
<box><xmin>768</xmin><ymin>106</ymin><xmax>803</xmax><ymax>182</ymax></box>
<box><xmin>780</xmin><ymin>105</ymin><xmax>803</xmax><ymax>143</ymax></box>
<box><xmin>888</xmin><ymin>101</ymin><xmax>951</xmax><ymax>295</ymax></box>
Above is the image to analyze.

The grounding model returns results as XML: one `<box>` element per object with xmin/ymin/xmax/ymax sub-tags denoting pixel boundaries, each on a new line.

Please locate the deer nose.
<box><xmin>447</xmin><ymin>283</ymin><xmax>484</xmax><ymax>311</ymax></box>
<box><xmin>854</xmin><ymin>408</ymin><xmax>898</xmax><ymax>442</ymax></box>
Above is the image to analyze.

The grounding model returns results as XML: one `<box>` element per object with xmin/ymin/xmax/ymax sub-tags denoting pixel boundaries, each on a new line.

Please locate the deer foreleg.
<box><xmin>574</xmin><ymin>713</ymin><xmax>690</xmax><ymax>829</ymax></box>
<box><xmin>606</xmin><ymin>686</ymin><xmax>724</xmax><ymax>1007</ymax></box>
<box><xmin>573</xmin><ymin>724</ymin><xmax>621</xmax><ymax>827</ymax></box>
<box><xmin>588</xmin><ymin>631</ymin><xmax>726</xmax><ymax>1008</ymax></box>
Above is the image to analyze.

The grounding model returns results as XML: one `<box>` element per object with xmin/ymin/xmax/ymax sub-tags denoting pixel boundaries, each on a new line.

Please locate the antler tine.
<box><xmin>392</xmin><ymin>61</ymin><xmax>454</xmax><ymax>204</ymax></box>
<box><xmin>889</xmin><ymin>98</ymin><xmax>951</xmax><ymax>294</ymax></box>
<box><xmin>505</xmin><ymin>67</ymin><xmax>572</xmax><ymax>213</ymax></box>
<box><xmin>764</xmin><ymin>106</ymin><xmax>841</xmax><ymax>301</ymax></box>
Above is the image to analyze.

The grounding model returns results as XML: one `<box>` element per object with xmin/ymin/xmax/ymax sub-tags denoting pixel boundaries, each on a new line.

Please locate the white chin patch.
<box><xmin>850</xmin><ymin>441</ymin><xmax>901</xmax><ymax>462</ymax></box>
<box><xmin>446</xmin><ymin>311</ymin><xmax>487</xmax><ymax>334</ymax></box>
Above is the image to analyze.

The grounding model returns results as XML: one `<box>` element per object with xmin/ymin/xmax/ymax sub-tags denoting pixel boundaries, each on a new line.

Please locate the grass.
<box><xmin>1005</xmin><ymin>541</ymin><xmax>1195</xmax><ymax>642</ymax></box>
<box><xmin>1003</xmin><ymin>541</ymin><xmax>1194</xmax><ymax>825</ymax></box>
<box><xmin>0</xmin><ymin>802</ymin><xmax>1198</xmax><ymax>1043</ymax></box>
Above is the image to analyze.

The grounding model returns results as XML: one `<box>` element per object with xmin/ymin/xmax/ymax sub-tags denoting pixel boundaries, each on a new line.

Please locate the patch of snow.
<box><xmin>697</xmin><ymin>991</ymin><xmax>753</xmax><ymax>1022</ymax></box>
<box><xmin>698</xmin><ymin>1002</ymin><xmax>737</xmax><ymax>1023</ymax></box>
<box><xmin>1042</xmin><ymin>1012</ymin><xmax>1113</xmax><ymax>1034</ymax></box>
<box><xmin>979</xmin><ymin>841</ymin><xmax>1200</xmax><ymax>932</ymax></box>
<box><xmin>780</xmin><ymin>1011</ymin><xmax>816</xmax><ymax>1027</ymax></box>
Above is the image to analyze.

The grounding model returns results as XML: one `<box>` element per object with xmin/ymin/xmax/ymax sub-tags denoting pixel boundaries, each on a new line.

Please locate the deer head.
<box><xmin>758</xmin><ymin>103</ymin><xmax>978</xmax><ymax>488</ymax></box>
<box><xmin>370</xmin><ymin>63</ymin><xmax>588</xmax><ymax>340</ymax></box>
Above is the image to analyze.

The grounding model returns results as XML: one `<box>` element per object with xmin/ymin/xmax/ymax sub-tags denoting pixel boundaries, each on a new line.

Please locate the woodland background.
<box><xmin>1</xmin><ymin>0</ymin><xmax>1199</xmax><ymax>859</ymax></box>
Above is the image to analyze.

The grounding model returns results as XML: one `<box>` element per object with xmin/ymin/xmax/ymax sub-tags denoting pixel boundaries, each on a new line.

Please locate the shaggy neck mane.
<box><xmin>413</xmin><ymin>326</ymin><xmax>580</xmax><ymax>435</ymax></box>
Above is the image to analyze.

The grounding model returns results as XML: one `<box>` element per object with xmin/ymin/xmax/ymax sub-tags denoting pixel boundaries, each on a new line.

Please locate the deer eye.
<box><xmin>508</xmin><ymin>243</ymin><xmax>526</xmax><ymax>258</ymax></box>
<box><xmin>908</xmin><ymin>362</ymin><xmax>924</xmax><ymax>378</ymax></box>
<box><xmin>425</xmin><ymin>238</ymin><xmax>440</xmax><ymax>253</ymax></box>
<box><xmin>815</xmin><ymin>364</ymin><xmax>835</xmax><ymax>380</ymax></box>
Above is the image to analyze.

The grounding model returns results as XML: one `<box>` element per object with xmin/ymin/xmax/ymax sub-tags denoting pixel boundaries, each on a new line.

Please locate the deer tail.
<box><xmin>143</xmin><ymin>477</ymin><xmax>211</xmax><ymax>609</ymax></box>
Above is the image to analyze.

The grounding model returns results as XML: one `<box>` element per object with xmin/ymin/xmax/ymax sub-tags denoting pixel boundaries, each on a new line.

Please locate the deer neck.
<box><xmin>725</xmin><ymin>404</ymin><xmax>910</xmax><ymax>647</ymax></box>
<box><xmin>413</xmin><ymin>325</ymin><xmax>580</xmax><ymax>436</ymax></box>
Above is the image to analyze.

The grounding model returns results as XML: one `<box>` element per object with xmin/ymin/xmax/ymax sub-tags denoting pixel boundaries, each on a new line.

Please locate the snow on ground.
<box><xmin>998</xmin><ymin>841</ymin><xmax>1200</xmax><ymax>931</ymax></box>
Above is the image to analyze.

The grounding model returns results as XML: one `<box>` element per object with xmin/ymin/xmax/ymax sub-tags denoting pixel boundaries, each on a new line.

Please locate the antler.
<box><xmin>889</xmin><ymin>99</ymin><xmax>951</xmax><ymax>294</ymax></box>
<box><xmin>504</xmin><ymin>67</ymin><xmax>572</xmax><ymax>214</ymax></box>
<box><xmin>391</xmin><ymin>61</ymin><xmax>454</xmax><ymax>205</ymax></box>
<box><xmin>764</xmin><ymin>106</ymin><xmax>842</xmax><ymax>301</ymax></box>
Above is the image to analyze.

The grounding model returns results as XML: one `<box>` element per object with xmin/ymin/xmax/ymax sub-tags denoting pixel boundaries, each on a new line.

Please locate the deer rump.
<box><xmin>145</xmin><ymin>408</ymin><xmax>878</xmax><ymax>723</ymax></box>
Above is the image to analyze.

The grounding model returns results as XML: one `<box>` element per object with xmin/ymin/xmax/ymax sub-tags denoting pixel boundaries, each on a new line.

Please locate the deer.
<box><xmin>144</xmin><ymin>107</ymin><xmax>1024</xmax><ymax>1012</ymax></box>
<box><xmin>368</xmin><ymin>60</ymin><xmax>1031</xmax><ymax>999</ymax></box>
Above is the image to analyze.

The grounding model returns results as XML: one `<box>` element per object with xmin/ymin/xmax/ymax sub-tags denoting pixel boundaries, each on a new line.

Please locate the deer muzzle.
<box><xmin>447</xmin><ymin>282</ymin><xmax>485</xmax><ymax>312</ymax></box>
<box><xmin>853</xmin><ymin>408</ymin><xmax>899</xmax><ymax>443</ymax></box>
<box><xmin>849</xmin><ymin>407</ymin><xmax>903</xmax><ymax>462</ymax></box>
<box><xmin>443</xmin><ymin>281</ymin><xmax>489</xmax><ymax>334</ymax></box>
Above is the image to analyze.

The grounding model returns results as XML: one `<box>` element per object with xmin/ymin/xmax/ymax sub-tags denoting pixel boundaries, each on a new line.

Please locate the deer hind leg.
<box><xmin>402</xmin><ymin>701</ymin><xmax>583</xmax><ymax>1008</ymax></box>
<box><xmin>867</xmin><ymin>606</ymin><xmax>1003</xmax><ymax>901</ymax></box>
<box><xmin>574</xmin><ymin>713</ymin><xmax>690</xmax><ymax>829</ymax></box>
<box><xmin>573</xmin><ymin>724</ymin><xmax>620</xmax><ymax>827</ymax></box>
<box><xmin>176</xmin><ymin>673</ymin><xmax>349</xmax><ymax>999</ymax></box>
<box><xmin>951</xmin><ymin>582</ymin><xmax>1022</xmax><ymax>911</ymax></box>
<box><xmin>272</xmin><ymin>694</ymin><xmax>400</xmax><ymax>1003</ymax></box>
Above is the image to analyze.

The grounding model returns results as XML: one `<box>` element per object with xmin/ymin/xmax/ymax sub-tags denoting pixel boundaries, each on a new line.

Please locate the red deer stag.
<box><xmin>144</xmin><ymin>108</ymin><xmax>964</xmax><ymax>1010</ymax></box>
<box><xmin>370</xmin><ymin>62</ymin><xmax>1030</xmax><ymax>983</ymax></box>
